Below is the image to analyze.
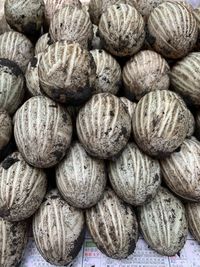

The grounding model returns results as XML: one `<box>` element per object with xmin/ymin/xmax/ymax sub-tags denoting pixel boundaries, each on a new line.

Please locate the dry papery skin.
<box><xmin>33</xmin><ymin>189</ymin><xmax>85</xmax><ymax>266</ymax></box>
<box><xmin>109</xmin><ymin>142</ymin><xmax>161</xmax><ymax>206</ymax></box>
<box><xmin>0</xmin><ymin>152</ymin><xmax>47</xmax><ymax>221</ymax></box>
<box><xmin>49</xmin><ymin>5</ymin><xmax>93</xmax><ymax>49</ymax></box>
<box><xmin>14</xmin><ymin>96</ymin><xmax>73</xmax><ymax>168</ymax></box>
<box><xmin>0</xmin><ymin>58</ymin><xmax>24</xmax><ymax>114</ymax></box>
<box><xmin>38</xmin><ymin>41</ymin><xmax>96</xmax><ymax>105</ymax></box>
<box><xmin>89</xmin><ymin>0</ymin><xmax>137</xmax><ymax>25</ymax></box>
<box><xmin>138</xmin><ymin>187</ymin><xmax>188</xmax><ymax>256</ymax></box>
<box><xmin>147</xmin><ymin>1</ymin><xmax>198</xmax><ymax>59</ymax></box>
<box><xmin>76</xmin><ymin>93</ymin><xmax>131</xmax><ymax>159</ymax></box>
<box><xmin>0</xmin><ymin>219</ymin><xmax>28</xmax><ymax>267</ymax></box>
<box><xmin>44</xmin><ymin>0</ymin><xmax>82</xmax><ymax>28</ymax></box>
<box><xmin>123</xmin><ymin>50</ymin><xmax>170</xmax><ymax>101</ymax></box>
<box><xmin>5</xmin><ymin>0</ymin><xmax>44</xmax><ymax>35</ymax></box>
<box><xmin>99</xmin><ymin>4</ymin><xmax>145</xmax><ymax>57</ymax></box>
<box><xmin>120</xmin><ymin>97</ymin><xmax>136</xmax><ymax>119</ymax></box>
<box><xmin>186</xmin><ymin>202</ymin><xmax>200</xmax><ymax>243</ymax></box>
<box><xmin>56</xmin><ymin>142</ymin><xmax>106</xmax><ymax>209</ymax></box>
<box><xmin>0</xmin><ymin>109</ymin><xmax>12</xmax><ymax>150</ymax></box>
<box><xmin>171</xmin><ymin>52</ymin><xmax>200</xmax><ymax>106</ymax></box>
<box><xmin>91</xmin><ymin>24</ymin><xmax>102</xmax><ymax>50</ymax></box>
<box><xmin>35</xmin><ymin>33</ymin><xmax>52</xmax><ymax>55</ymax></box>
<box><xmin>86</xmin><ymin>188</ymin><xmax>138</xmax><ymax>259</ymax></box>
<box><xmin>0</xmin><ymin>31</ymin><xmax>34</xmax><ymax>72</ymax></box>
<box><xmin>90</xmin><ymin>49</ymin><xmax>121</xmax><ymax>95</ymax></box>
<box><xmin>132</xmin><ymin>90</ymin><xmax>189</xmax><ymax>158</ymax></box>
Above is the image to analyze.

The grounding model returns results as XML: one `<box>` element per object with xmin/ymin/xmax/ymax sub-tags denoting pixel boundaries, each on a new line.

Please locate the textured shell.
<box><xmin>138</xmin><ymin>187</ymin><xmax>188</xmax><ymax>256</ymax></box>
<box><xmin>132</xmin><ymin>90</ymin><xmax>188</xmax><ymax>157</ymax></box>
<box><xmin>0</xmin><ymin>110</ymin><xmax>12</xmax><ymax>150</ymax></box>
<box><xmin>0</xmin><ymin>59</ymin><xmax>24</xmax><ymax>114</ymax></box>
<box><xmin>33</xmin><ymin>189</ymin><xmax>85</xmax><ymax>266</ymax></box>
<box><xmin>90</xmin><ymin>49</ymin><xmax>121</xmax><ymax>95</ymax></box>
<box><xmin>120</xmin><ymin>97</ymin><xmax>136</xmax><ymax>119</ymax></box>
<box><xmin>0</xmin><ymin>0</ymin><xmax>11</xmax><ymax>35</ymax></box>
<box><xmin>99</xmin><ymin>4</ymin><xmax>145</xmax><ymax>57</ymax></box>
<box><xmin>49</xmin><ymin>5</ymin><xmax>93</xmax><ymax>49</ymax></box>
<box><xmin>0</xmin><ymin>219</ymin><xmax>28</xmax><ymax>267</ymax></box>
<box><xmin>91</xmin><ymin>24</ymin><xmax>102</xmax><ymax>50</ymax></box>
<box><xmin>44</xmin><ymin>0</ymin><xmax>82</xmax><ymax>28</ymax></box>
<box><xmin>123</xmin><ymin>50</ymin><xmax>170</xmax><ymax>101</ymax></box>
<box><xmin>187</xmin><ymin>109</ymin><xmax>195</xmax><ymax>137</ymax></box>
<box><xmin>5</xmin><ymin>0</ymin><xmax>44</xmax><ymax>35</ymax></box>
<box><xmin>186</xmin><ymin>203</ymin><xmax>200</xmax><ymax>242</ymax></box>
<box><xmin>193</xmin><ymin>7</ymin><xmax>200</xmax><ymax>49</ymax></box>
<box><xmin>195</xmin><ymin>110</ymin><xmax>200</xmax><ymax>140</ymax></box>
<box><xmin>35</xmin><ymin>33</ymin><xmax>52</xmax><ymax>55</ymax></box>
<box><xmin>38</xmin><ymin>42</ymin><xmax>96</xmax><ymax>105</ymax></box>
<box><xmin>89</xmin><ymin>0</ymin><xmax>137</xmax><ymax>25</ymax></box>
<box><xmin>14</xmin><ymin>96</ymin><xmax>72</xmax><ymax>168</ymax></box>
<box><xmin>147</xmin><ymin>1</ymin><xmax>198</xmax><ymax>59</ymax></box>
<box><xmin>171</xmin><ymin>53</ymin><xmax>200</xmax><ymax>105</ymax></box>
<box><xmin>56</xmin><ymin>142</ymin><xmax>106</xmax><ymax>209</ymax></box>
<box><xmin>86</xmin><ymin>188</ymin><xmax>138</xmax><ymax>259</ymax></box>
<box><xmin>76</xmin><ymin>93</ymin><xmax>131</xmax><ymax>159</ymax></box>
<box><xmin>161</xmin><ymin>138</ymin><xmax>200</xmax><ymax>201</ymax></box>
<box><xmin>109</xmin><ymin>143</ymin><xmax>161</xmax><ymax>206</ymax></box>
<box><xmin>25</xmin><ymin>53</ymin><xmax>43</xmax><ymax>96</ymax></box>
<box><xmin>0</xmin><ymin>31</ymin><xmax>34</xmax><ymax>72</ymax></box>
<box><xmin>0</xmin><ymin>152</ymin><xmax>47</xmax><ymax>221</ymax></box>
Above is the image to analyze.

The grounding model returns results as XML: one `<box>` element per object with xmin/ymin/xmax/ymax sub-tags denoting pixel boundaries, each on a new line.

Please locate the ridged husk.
<box><xmin>0</xmin><ymin>218</ymin><xmax>28</xmax><ymax>267</ymax></box>
<box><xmin>0</xmin><ymin>109</ymin><xmax>12</xmax><ymax>150</ymax></box>
<box><xmin>0</xmin><ymin>152</ymin><xmax>47</xmax><ymax>221</ymax></box>
<box><xmin>186</xmin><ymin>202</ymin><xmax>200</xmax><ymax>243</ymax></box>
<box><xmin>138</xmin><ymin>187</ymin><xmax>188</xmax><ymax>256</ymax></box>
<box><xmin>49</xmin><ymin>5</ymin><xmax>93</xmax><ymax>49</ymax></box>
<box><xmin>109</xmin><ymin>142</ymin><xmax>161</xmax><ymax>206</ymax></box>
<box><xmin>123</xmin><ymin>50</ymin><xmax>170</xmax><ymax>101</ymax></box>
<box><xmin>90</xmin><ymin>49</ymin><xmax>121</xmax><ymax>95</ymax></box>
<box><xmin>86</xmin><ymin>188</ymin><xmax>138</xmax><ymax>259</ymax></box>
<box><xmin>33</xmin><ymin>189</ymin><xmax>85</xmax><ymax>266</ymax></box>
<box><xmin>56</xmin><ymin>142</ymin><xmax>106</xmax><ymax>209</ymax></box>
<box><xmin>0</xmin><ymin>31</ymin><xmax>34</xmax><ymax>72</ymax></box>
<box><xmin>147</xmin><ymin>1</ymin><xmax>197</xmax><ymax>59</ymax></box>
<box><xmin>38</xmin><ymin>41</ymin><xmax>96</xmax><ymax>105</ymax></box>
<box><xmin>161</xmin><ymin>137</ymin><xmax>200</xmax><ymax>201</ymax></box>
<box><xmin>132</xmin><ymin>90</ymin><xmax>188</xmax><ymax>157</ymax></box>
<box><xmin>35</xmin><ymin>33</ymin><xmax>52</xmax><ymax>55</ymax></box>
<box><xmin>99</xmin><ymin>4</ymin><xmax>145</xmax><ymax>57</ymax></box>
<box><xmin>76</xmin><ymin>93</ymin><xmax>131</xmax><ymax>159</ymax></box>
<box><xmin>14</xmin><ymin>96</ymin><xmax>72</xmax><ymax>168</ymax></box>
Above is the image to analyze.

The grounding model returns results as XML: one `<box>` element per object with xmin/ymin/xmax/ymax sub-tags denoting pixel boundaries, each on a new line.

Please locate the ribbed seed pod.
<box><xmin>0</xmin><ymin>110</ymin><xmax>12</xmax><ymax>150</ymax></box>
<box><xmin>123</xmin><ymin>50</ymin><xmax>170</xmax><ymax>101</ymax></box>
<box><xmin>171</xmin><ymin>53</ymin><xmax>200</xmax><ymax>105</ymax></box>
<box><xmin>120</xmin><ymin>97</ymin><xmax>136</xmax><ymax>119</ymax></box>
<box><xmin>186</xmin><ymin>203</ymin><xmax>200</xmax><ymax>242</ymax></box>
<box><xmin>56</xmin><ymin>142</ymin><xmax>106</xmax><ymax>209</ymax></box>
<box><xmin>161</xmin><ymin>138</ymin><xmax>200</xmax><ymax>201</ymax></box>
<box><xmin>0</xmin><ymin>59</ymin><xmax>24</xmax><ymax>114</ymax></box>
<box><xmin>0</xmin><ymin>31</ymin><xmax>34</xmax><ymax>72</ymax></box>
<box><xmin>0</xmin><ymin>152</ymin><xmax>47</xmax><ymax>221</ymax></box>
<box><xmin>35</xmin><ymin>33</ymin><xmax>52</xmax><ymax>55</ymax></box>
<box><xmin>99</xmin><ymin>4</ymin><xmax>145</xmax><ymax>57</ymax></box>
<box><xmin>44</xmin><ymin>0</ymin><xmax>82</xmax><ymax>28</ymax></box>
<box><xmin>86</xmin><ymin>188</ymin><xmax>138</xmax><ymax>259</ymax></box>
<box><xmin>147</xmin><ymin>1</ymin><xmax>197</xmax><ymax>59</ymax></box>
<box><xmin>25</xmin><ymin>53</ymin><xmax>43</xmax><ymax>96</ymax></box>
<box><xmin>109</xmin><ymin>143</ymin><xmax>161</xmax><ymax>206</ymax></box>
<box><xmin>33</xmin><ymin>189</ymin><xmax>85</xmax><ymax>266</ymax></box>
<box><xmin>4</xmin><ymin>0</ymin><xmax>44</xmax><ymax>36</ymax></box>
<box><xmin>49</xmin><ymin>5</ymin><xmax>93</xmax><ymax>49</ymax></box>
<box><xmin>14</xmin><ymin>96</ymin><xmax>72</xmax><ymax>168</ymax></box>
<box><xmin>89</xmin><ymin>0</ymin><xmax>137</xmax><ymax>25</ymax></box>
<box><xmin>138</xmin><ymin>187</ymin><xmax>188</xmax><ymax>256</ymax></box>
<box><xmin>38</xmin><ymin>42</ymin><xmax>96</xmax><ymax>105</ymax></box>
<box><xmin>76</xmin><ymin>93</ymin><xmax>131</xmax><ymax>159</ymax></box>
<box><xmin>133</xmin><ymin>90</ymin><xmax>188</xmax><ymax>157</ymax></box>
<box><xmin>0</xmin><ymin>219</ymin><xmax>28</xmax><ymax>267</ymax></box>
<box><xmin>90</xmin><ymin>49</ymin><xmax>121</xmax><ymax>95</ymax></box>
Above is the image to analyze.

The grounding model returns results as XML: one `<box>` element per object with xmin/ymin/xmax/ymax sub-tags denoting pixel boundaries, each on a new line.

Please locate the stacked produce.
<box><xmin>0</xmin><ymin>0</ymin><xmax>200</xmax><ymax>266</ymax></box>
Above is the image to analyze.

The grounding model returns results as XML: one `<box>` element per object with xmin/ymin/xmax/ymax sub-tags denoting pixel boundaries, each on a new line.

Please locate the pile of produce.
<box><xmin>1</xmin><ymin>0</ymin><xmax>200</xmax><ymax>266</ymax></box>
